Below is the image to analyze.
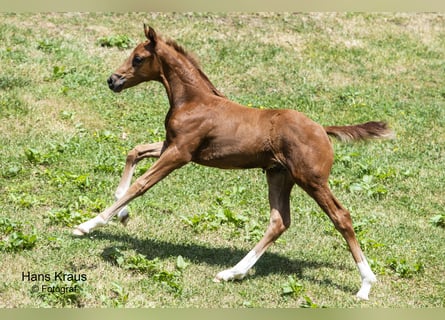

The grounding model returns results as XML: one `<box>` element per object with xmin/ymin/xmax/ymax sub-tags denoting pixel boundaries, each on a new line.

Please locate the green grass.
<box><xmin>1</xmin><ymin>12</ymin><xmax>444</xmax><ymax>307</ymax></box>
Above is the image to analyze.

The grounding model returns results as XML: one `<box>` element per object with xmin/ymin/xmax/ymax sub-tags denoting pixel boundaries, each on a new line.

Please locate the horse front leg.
<box><xmin>114</xmin><ymin>141</ymin><xmax>166</xmax><ymax>225</ymax></box>
<box><xmin>73</xmin><ymin>144</ymin><xmax>187</xmax><ymax>236</ymax></box>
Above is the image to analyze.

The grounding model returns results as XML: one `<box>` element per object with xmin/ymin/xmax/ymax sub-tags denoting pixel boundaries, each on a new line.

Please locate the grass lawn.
<box><xmin>0</xmin><ymin>12</ymin><xmax>444</xmax><ymax>307</ymax></box>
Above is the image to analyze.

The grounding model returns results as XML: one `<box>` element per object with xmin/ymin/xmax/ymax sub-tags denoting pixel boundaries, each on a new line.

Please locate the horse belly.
<box><xmin>193</xmin><ymin>155</ymin><xmax>271</xmax><ymax>169</ymax></box>
<box><xmin>192</xmin><ymin>140</ymin><xmax>274</xmax><ymax>170</ymax></box>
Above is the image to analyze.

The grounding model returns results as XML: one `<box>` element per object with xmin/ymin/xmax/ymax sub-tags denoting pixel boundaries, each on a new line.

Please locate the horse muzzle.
<box><xmin>107</xmin><ymin>74</ymin><xmax>126</xmax><ymax>92</ymax></box>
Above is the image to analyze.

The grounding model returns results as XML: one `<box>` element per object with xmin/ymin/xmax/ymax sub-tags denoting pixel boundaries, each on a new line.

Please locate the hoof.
<box><xmin>119</xmin><ymin>213</ymin><xmax>130</xmax><ymax>226</ymax></box>
<box><xmin>356</xmin><ymin>291</ymin><xmax>370</xmax><ymax>300</ymax></box>
<box><xmin>356</xmin><ymin>277</ymin><xmax>376</xmax><ymax>300</ymax></box>
<box><xmin>72</xmin><ymin>227</ymin><xmax>87</xmax><ymax>236</ymax></box>
<box><xmin>214</xmin><ymin>269</ymin><xmax>246</xmax><ymax>282</ymax></box>
<box><xmin>118</xmin><ymin>208</ymin><xmax>130</xmax><ymax>226</ymax></box>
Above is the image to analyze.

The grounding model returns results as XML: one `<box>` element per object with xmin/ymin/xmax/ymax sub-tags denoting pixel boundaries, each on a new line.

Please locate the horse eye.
<box><xmin>132</xmin><ymin>56</ymin><xmax>144</xmax><ymax>66</ymax></box>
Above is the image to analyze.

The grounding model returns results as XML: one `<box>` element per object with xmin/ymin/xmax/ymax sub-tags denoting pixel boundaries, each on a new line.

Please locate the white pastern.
<box><xmin>114</xmin><ymin>187</ymin><xmax>128</xmax><ymax>201</ymax></box>
<box><xmin>115</xmin><ymin>188</ymin><xmax>131</xmax><ymax>225</ymax></box>
<box><xmin>356</xmin><ymin>261</ymin><xmax>377</xmax><ymax>300</ymax></box>
<box><xmin>214</xmin><ymin>250</ymin><xmax>259</xmax><ymax>282</ymax></box>
<box><xmin>72</xmin><ymin>215</ymin><xmax>106</xmax><ymax>236</ymax></box>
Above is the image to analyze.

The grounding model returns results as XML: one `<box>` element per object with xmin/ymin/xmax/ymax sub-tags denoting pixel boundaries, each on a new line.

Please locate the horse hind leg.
<box><xmin>214</xmin><ymin>167</ymin><xmax>294</xmax><ymax>282</ymax></box>
<box><xmin>114</xmin><ymin>142</ymin><xmax>165</xmax><ymax>226</ymax></box>
<box><xmin>306</xmin><ymin>183</ymin><xmax>377</xmax><ymax>300</ymax></box>
<box><xmin>280</xmin><ymin>120</ymin><xmax>376</xmax><ymax>299</ymax></box>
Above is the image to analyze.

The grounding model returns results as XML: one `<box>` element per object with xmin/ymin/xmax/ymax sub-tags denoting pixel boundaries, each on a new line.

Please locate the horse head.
<box><xmin>107</xmin><ymin>25</ymin><xmax>161</xmax><ymax>92</ymax></box>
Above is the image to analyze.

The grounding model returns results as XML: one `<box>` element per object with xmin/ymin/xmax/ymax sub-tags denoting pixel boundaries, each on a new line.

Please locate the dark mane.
<box><xmin>165</xmin><ymin>38</ymin><xmax>226</xmax><ymax>98</ymax></box>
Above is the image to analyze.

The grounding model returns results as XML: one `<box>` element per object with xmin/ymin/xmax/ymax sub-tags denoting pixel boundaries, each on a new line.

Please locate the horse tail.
<box><xmin>324</xmin><ymin>121</ymin><xmax>395</xmax><ymax>142</ymax></box>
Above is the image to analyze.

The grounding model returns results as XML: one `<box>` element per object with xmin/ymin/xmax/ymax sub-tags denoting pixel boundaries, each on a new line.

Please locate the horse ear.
<box><xmin>144</xmin><ymin>24</ymin><xmax>157</xmax><ymax>44</ymax></box>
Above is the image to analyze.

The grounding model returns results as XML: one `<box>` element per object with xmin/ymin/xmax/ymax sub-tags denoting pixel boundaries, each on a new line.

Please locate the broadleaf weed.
<box><xmin>104</xmin><ymin>282</ymin><xmax>129</xmax><ymax>307</ymax></box>
<box><xmin>97</xmin><ymin>35</ymin><xmax>134</xmax><ymax>49</ymax></box>
<box><xmin>281</xmin><ymin>275</ymin><xmax>323</xmax><ymax>308</ymax></box>
<box><xmin>0</xmin><ymin>217</ymin><xmax>37</xmax><ymax>252</ymax></box>
<box><xmin>430</xmin><ymin>214</ymin><xmax>445</xmax><ymax>228</ymax></box>
<box><xmin>386</xmin><ymin>258</ymin><xmax>424</xmax><ymax>278</ymax></box>
<box><xmin>281</xmin><ymin>275</ymin><xmax>304</xmax><ymax>297</ymax></box>
<box><xmin>45</xmin><ymin>208</ymin><xmax>93</xmax><ymax>227</ymax></box>
<box><xmin>32</xmin><ymin>277</ymin><xmax>86</xmax><ymax>307</ymax></box>
<box><xmin>106</xmin><ymin>248</ymin><xmax>183</xmax><ymax>294</ymax></box>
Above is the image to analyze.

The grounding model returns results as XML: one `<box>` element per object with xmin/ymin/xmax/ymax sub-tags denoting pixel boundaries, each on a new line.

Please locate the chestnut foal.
<box><xmin>74</xmin><ymin>26</ymin><xmax>394</xmax><ymax>300</ymax></box>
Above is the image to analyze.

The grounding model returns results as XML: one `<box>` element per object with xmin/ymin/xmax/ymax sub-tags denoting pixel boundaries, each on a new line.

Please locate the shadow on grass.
<box><xmin>81</xmin><ymin>229</ymin><xmax>357</xmax><ymax>295</ymax></box>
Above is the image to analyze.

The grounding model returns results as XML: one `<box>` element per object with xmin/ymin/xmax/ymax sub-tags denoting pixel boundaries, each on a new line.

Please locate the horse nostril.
<box><xmin>107</xmin><ymin>74</ymin><xmax>125</xmax><ymax>92</ymax></box>
<box><xmin>107</xmin><ymin>76</ymin><xmax>113</xmax><ymax>87</ymax></box>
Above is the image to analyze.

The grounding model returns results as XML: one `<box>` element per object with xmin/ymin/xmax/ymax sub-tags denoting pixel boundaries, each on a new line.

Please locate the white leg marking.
<box><xmin>115</xmin><ymin>187</ymin><xmax>128</xmax><ymax>200</ymax></box>
<box><xmin>356</xmin><ymin>260</ymin><xmax>377</xmax><ymax>300</ymax></box>
<box><xmin>117</xmin><ymin>207</ymin><xmax>130</xmax><ymax>226</ymax></box>
<box><xmin>214</xmin><ymin>250</ymin><xmax>259</xmax><ymax>282</ymax></box>
<box><xmin>73</xmin><ymin>215</ymin><xmax>107</xmax><ymax>236</ymax></box>
<box><xmin>115</xmin><ymin>188</ymin><xmax>130</xmax><ymax>225</ymax></box>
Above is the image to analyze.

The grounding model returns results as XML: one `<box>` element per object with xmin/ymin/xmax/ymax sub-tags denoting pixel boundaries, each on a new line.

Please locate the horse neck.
<box><xmin>157</xmin><ymin>45</ymin><xmax>224</xmax><ymax>108</ymax></box>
